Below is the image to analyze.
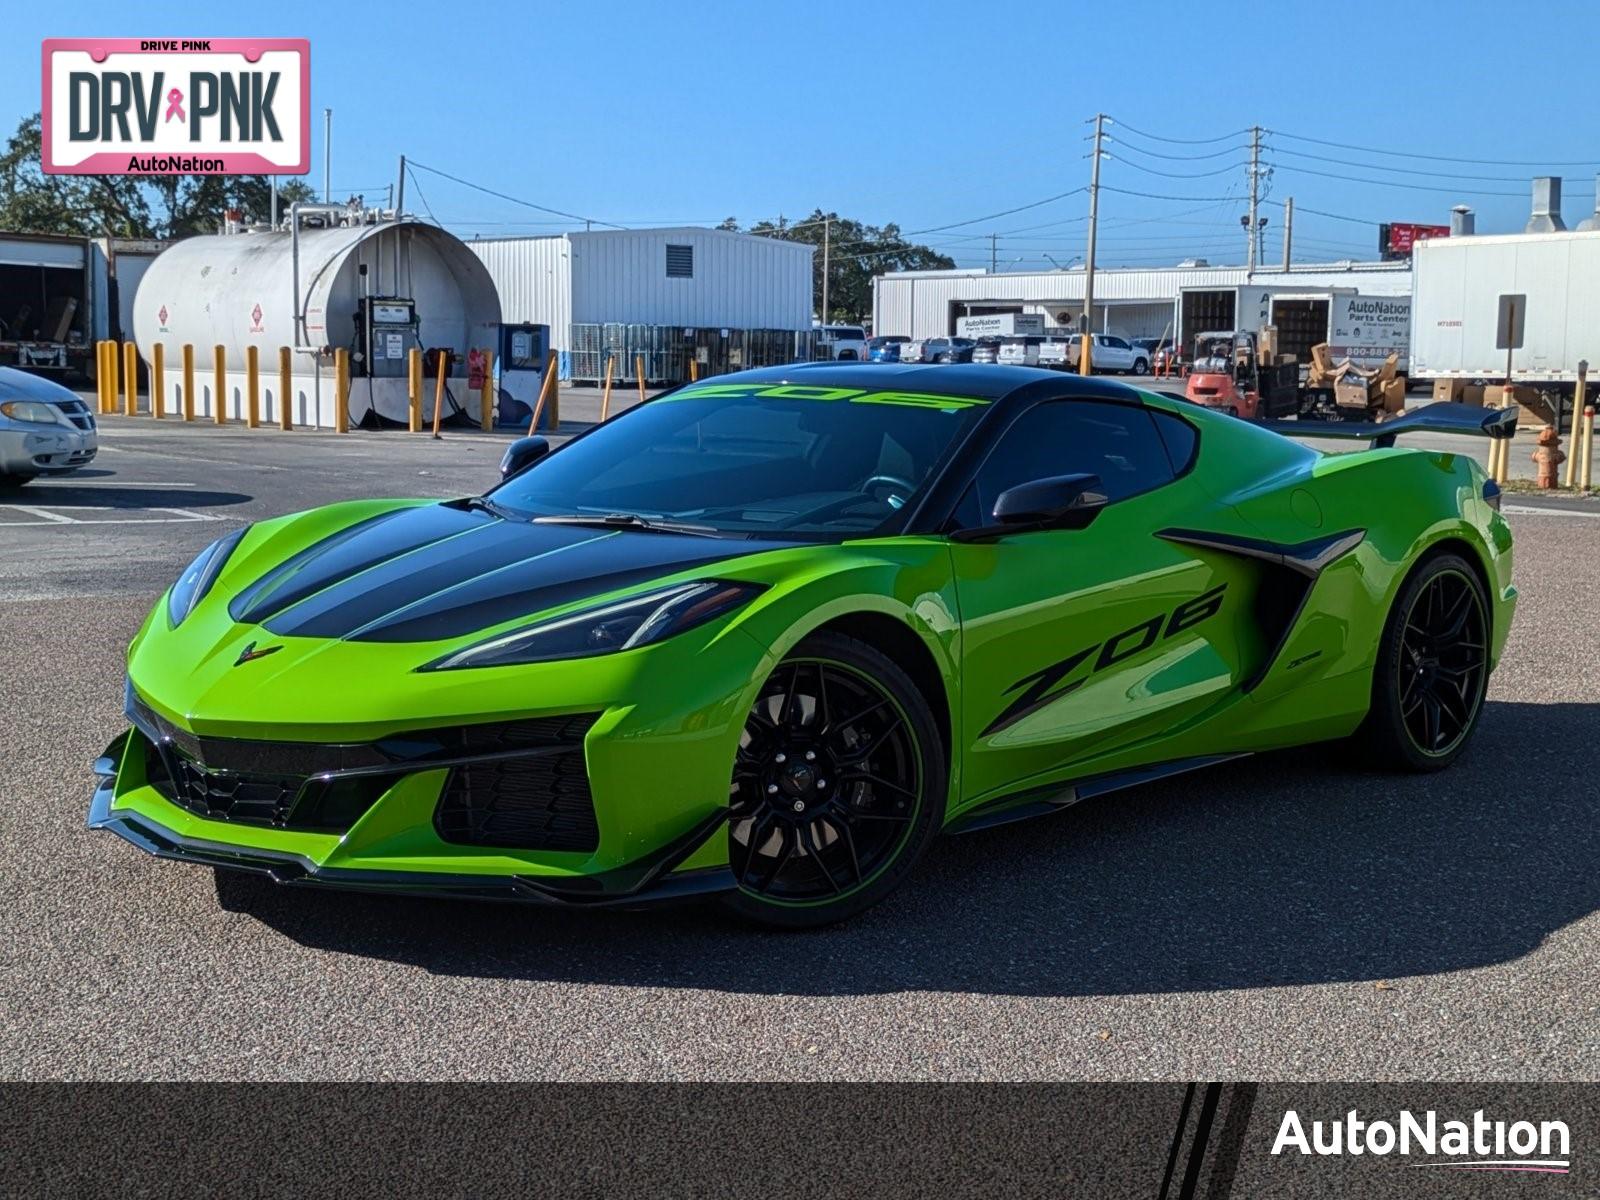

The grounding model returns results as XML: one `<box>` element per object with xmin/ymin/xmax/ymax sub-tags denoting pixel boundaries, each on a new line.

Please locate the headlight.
<box><xmin>0</xmin><ymin>400</ymin><xmax>68</xmax><ymax>425</ymax></box>
<box><xmin>422</xmin><ymin>580</ymin><xmax>764</xmax><ymax>671</ymax></box>
<box><xmin>167</xmin><ymin>527</ymin><xmax>250</xmax><ymax>627</ymax></box>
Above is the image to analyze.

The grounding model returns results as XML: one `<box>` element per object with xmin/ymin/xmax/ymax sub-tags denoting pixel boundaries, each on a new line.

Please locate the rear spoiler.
<box><xmin>1260</xmin><ymin>402</ymin><xmax>1518</xmax><ymax>449</ymax></box>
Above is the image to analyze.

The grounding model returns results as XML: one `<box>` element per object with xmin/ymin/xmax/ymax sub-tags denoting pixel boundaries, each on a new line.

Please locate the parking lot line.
<box><xmin>1</xmin><ymin>504</ymin><xmax>77</xmax><ymax>523</ymax></box>
<box><xmin>0</xmin><ymin>504</ymin><xmax>222</xmax><ymax>526</ymax></box>
<box><xmin>35</xmin><ymin>480</ymin><xmax>198</xmax><ymax>489</ymax></box>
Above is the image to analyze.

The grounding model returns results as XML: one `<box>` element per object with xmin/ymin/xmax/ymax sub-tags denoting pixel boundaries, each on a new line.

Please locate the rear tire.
<box><xmin>721</xmin><ymin>631</ymin><xmax>945</xmax><ymax>929</ymax></box>
<box><xmin>1359</xmin><ymin>552</ymin><xmax>1491</xmax><ymax>772</ymax></box>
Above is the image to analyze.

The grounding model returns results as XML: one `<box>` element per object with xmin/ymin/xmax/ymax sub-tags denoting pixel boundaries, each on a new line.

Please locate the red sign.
<box><xmin>1384</xmin><ymin>222</ymin><xmax>1450</xmax><ymax>257</ymax></box>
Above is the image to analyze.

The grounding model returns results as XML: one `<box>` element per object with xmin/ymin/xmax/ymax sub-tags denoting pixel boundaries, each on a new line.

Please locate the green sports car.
<box><xmin>89</xmin><ymin>365</ymin><xmax>1517</xmax><ymax>927</ymax></box>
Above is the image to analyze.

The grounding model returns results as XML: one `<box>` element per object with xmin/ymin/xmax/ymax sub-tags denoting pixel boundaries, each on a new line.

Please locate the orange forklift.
<box><xmin>1183</xmin><ymin>330</ymin><xmax>1300</xmax><ymax>421</ymax></box>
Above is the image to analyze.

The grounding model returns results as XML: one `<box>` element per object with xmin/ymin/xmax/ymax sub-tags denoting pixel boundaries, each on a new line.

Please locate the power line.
<box><xmin>1101</xmin><ymin>184</ymin><xmax>1239</xmax><ymax>203</ymax></box>
<box><xmin>1267</xmin><ymin>126</ymin><xmax>1600</xmax><ymax>168</ymax></box>
<box><xmin>407</xmin><ymin>159</ymin><xmax>623</xmax><ymax>228</ymax></box>
<box><xmin>905</xmin><ymin>188</ymin><xmax>1086</xmax><ymax>235</ymax></box>
<box><xmin>1265</xmin><ymin>161</ymin><xmax>1523</xmax><ymax>197</ymax></box>
<box><xmin>1264</xmin><ymin>144</ymin><xmax>1549</xmax><ymax>183</ymax></box>
<box><xmin>1105</xmin><ymin>154</ymin><xmax>1252</xmax><ymax>179</ymax></box>
<box><xmin>1106</xmin><ymin>117</ymin><xmax>1253</xmax><ymax>145</ymax></box>
<box><xmin>1260</xmin><ymin>197</ymin><xmax>1375</xmax><ymax>227</ymax></box>
<box><xmin>1101</xmin><ymin>135</ymin><xmax>1249</xmax><ymax>161</ymax></box>
<box><xmin>405</xmin><ymin>165</ymin><xmax>440</xmax><ymax>225</ymax></box>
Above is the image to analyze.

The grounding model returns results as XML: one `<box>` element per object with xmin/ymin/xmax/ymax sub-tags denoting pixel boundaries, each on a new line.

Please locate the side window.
<box><xmin>1150</xmin><ymin>409</ymin><xmax>1199</xmax><ymax>474</ymax></box>
<box><xmin>958</xmin><ymin>401</ymin><xmax>1176</xmax><ymax>524</ymax></box>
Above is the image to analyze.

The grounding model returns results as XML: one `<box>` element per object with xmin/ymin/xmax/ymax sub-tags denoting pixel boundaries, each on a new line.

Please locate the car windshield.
<box><xmin>487</xmin><ymin>381</ymin><xmax>990</xmax><ymax>538</ymax></box>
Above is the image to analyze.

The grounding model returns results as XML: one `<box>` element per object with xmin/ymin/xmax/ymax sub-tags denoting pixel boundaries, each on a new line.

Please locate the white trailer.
<box><xmin>1411</xmin><ymin>229</ymin><xmax>1600</xmax><ymax>386</ymax></box>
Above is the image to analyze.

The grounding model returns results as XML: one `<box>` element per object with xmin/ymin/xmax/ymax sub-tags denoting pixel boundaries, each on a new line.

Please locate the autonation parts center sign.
<box><xmin>41</xmin><ymin>38</ymin><xmax>309</xmax><ymax>175</ymax></box>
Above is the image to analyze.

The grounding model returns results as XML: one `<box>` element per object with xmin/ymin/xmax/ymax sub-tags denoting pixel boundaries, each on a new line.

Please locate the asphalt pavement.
<box><xmin>2</xmin><ymin>404</ymin><xmax>1597</xmax><ymax>1081</ymax></box>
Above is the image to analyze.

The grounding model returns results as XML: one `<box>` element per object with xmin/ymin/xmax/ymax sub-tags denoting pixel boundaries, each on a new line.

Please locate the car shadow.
<box><xmin>214</xmin><ymin>699</ymin><xmax>1600</xmax><ymax>998</ymax></box>
<box><xmin>18</xmin><ymin>481</ymin><xmax>252</xmax><ymax>510</ymax></box>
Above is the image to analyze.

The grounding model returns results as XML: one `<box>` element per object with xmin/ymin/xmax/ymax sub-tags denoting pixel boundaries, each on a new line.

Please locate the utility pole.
<box><xmin>1080</xmin><ymin>113</ymin><xmax>1104</xmax><ymax>375</ymax></box>
<box><xmin>990</xmin><ymin>232</ymin><xmax>997</xmax><ymax>274</ymax></box>
<box><xmin>323</xmin><ymin>108</ymin><xmax>333</xmax><ymax>203</ymax></box>
<box><xmin>1247</xmin><ymin>124</ymin><xmax>1261</xmax><ymax>273</ymax></box>
<box><xmin>821</xmin><ymin>216</ymin><xmax>831</xmax><ymax>324</ymax></box>
<box><xmin>1282</xmin><ymin>196</ymin><xmax>1294</xmax><ymax>270</ymax></box>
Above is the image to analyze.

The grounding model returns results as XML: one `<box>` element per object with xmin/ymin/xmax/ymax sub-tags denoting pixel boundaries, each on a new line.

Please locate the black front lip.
<box><xmin>87</xmin><ymin>733</ymin><xmax>734</xmax><ymax>909</ymax></box>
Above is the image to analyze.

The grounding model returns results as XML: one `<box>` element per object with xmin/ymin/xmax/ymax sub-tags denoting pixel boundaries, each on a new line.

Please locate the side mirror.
<box><xmin>499</xmin><ymin>435</ymin><xmax>550</xmax><ymax>481</ymax></box>
<box><xmin>952</xmin><ymin>473</ymin><xmax>1107</xmax><ymax>542</ymax></box>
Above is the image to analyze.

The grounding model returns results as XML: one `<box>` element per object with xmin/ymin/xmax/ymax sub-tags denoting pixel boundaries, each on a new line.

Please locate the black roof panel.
<box><xmin>719</xmin><ymin>362</ymin><xmax>1148</xmax><ymax>407</ymax></box>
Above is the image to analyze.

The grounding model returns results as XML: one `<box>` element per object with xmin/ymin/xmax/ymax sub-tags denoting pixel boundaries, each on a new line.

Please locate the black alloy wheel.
<box><xmin>723</xmin><ymin>632</ymin><xmax>943</xmax><ymax>927</ymax></box>
<box><xmin>1361</xmin><ymin>553</ymin><xmax>1491</xmax><ymax>771</ymax></box>
<box><xmin>1397</xmin><ymin>566</ymin><xmax>1489</xmax><ymax>757</ymax></box>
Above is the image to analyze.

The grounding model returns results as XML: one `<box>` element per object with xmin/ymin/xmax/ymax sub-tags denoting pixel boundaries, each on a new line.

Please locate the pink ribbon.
<box><xmin>164</xmin><ymin>88</ymin><xmax>185</xmax><ymax>123</ymax></box>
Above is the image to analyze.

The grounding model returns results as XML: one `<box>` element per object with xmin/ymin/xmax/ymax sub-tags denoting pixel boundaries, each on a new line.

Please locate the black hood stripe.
<box><xmin>232</xmin><ymin>502</ymin><xmax>796</xmax><ymax>643</ymax></box>
<box><xmin>230</xmin><ymin>505</ymin><xmax>480</xmax><ymax>625</ymax></box>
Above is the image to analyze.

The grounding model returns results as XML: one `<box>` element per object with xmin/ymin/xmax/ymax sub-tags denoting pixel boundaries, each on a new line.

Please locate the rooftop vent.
<box><xmin>1525</xmin><ymin>177</ymin><xmax>1566</xmax><ymax>233</ymax></box>
<box><xmin>1577</xmin><ymin>176</ymin><xmax>1600</xmax><ymax>231</ymax></box>
<box><xmin>1450</xmin><ymin>205</ymin><xmax>1475</xmax><ymax>236</ymax></box>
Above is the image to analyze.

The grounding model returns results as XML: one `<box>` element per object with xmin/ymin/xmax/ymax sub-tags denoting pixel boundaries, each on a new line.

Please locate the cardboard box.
<box><xmin>1459</xmin><ymin>384</ymin><xmax>1486</xmax><ymax>407</ymax></box>
<box><xmin>1432</xmin><ymin>378</ymin><xmax>1464</xmax><ymax>402</ymax></box>
<box><xmin>1335</xmin><ymin>370</ymin><xmax>1373</xmax><ymax>410</ymax></box>
<box><xmin>1381</xmin><ymin>378</ymin><xmax>1407</xmax><ymax>413</ymax></box>
<box><xmin>1485</xmin><ymin>384</ymin><xmax>1554</xmax><ymax>426</ymax></box>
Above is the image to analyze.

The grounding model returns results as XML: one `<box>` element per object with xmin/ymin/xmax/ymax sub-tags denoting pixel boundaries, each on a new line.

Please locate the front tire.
<box><xmin>0</xmin><ymin>473</ymin><xmax>34</xmax><ymax>489</ymax></box>
<box><xmin>721</xmin><ymin>631</ymin><xmax>945</xmax><ymax>928</ymax></box>
<box><xmin>1360</xmin><ymin>552</ymin><xmax>1491</xmax><ymax>771</ymax></box>
<box><xmin>1133</xmin><ymin>357</ymin><xmax>1149</xmax><ymax>375</ymax></box>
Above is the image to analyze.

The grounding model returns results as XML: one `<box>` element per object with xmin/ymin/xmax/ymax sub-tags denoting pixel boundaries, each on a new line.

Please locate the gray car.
<box><xmin>0</xmin><ymin>366</ymin><xmax>98</xmax><ymax>487</ymax></box>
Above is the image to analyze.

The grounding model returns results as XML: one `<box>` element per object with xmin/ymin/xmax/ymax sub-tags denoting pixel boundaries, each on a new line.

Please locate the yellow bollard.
<box><xmin>407</xmin><ymin>348</ymin><xmax>423</xmax><ymax>432</ymax></box>
<box><xmin>528</xmin><ymin>352</ymin><xmax>558</xmax><ymax>435</ymax></box>
<box><xmin>431</xmin><ymin>351</ymin><xmax>447</xmax><ymax>439</ymax></box>
<box><xmin>246</xmin><ymin>344</ymin><xmax>260</xmax><ymax>429</ymax></box>
<box><xmin>1565</xmin><ymin>366</ymin><xmax>1587</xmax><ymax>488</ymax></box>
<box><xmin>151</xmin><ymin>344</ymin><xmax>165</xmax><ymax>419</ymax></box>
<box><xmin>600</xmin><ymin>355</ymin><xmax>615</xmax><ymax>421</ymax></box>
<box><xmin>213</xmin><ymin>344</ymin><xmax>227</xmax><ymax>424</ymax></box>
<box><xmin>479</xmin><ymin>349</ymin><xmax>495</xmax><ymax>432</ymax></box>
<box><xmin>1581</xmin><ymin>405</ymin><xmax>1595</xmax><ymax>491</ymax></box>
<box><xmin>635</xmin><ymin>353</ymin><xmax>646</xmax><ymax>405</ymax></box>
<box><xmin>94</xmin><ymin>342</ymin><xmax>107</xmax><ymax>412</ymax></box>
<box><xmin>123</xmin><ymin>341</ymin><xmax>138</xmax><ymax>416</ymax></box>
<box><xmin>334</xmin><ymin>348</ymin><xmax>350</xmax><ymax>434</ymax></box>
<box><xmin>278</xmin><ymin>346</ymin><xmax>293</xmax><ymax>430</ymax></box>
<box><xmin>181</xmin><ymin>344</ymin><xmax>195</xmax><ymax>421</ymax></box>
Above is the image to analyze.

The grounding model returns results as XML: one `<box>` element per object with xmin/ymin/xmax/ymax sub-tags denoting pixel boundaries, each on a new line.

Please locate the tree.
<box><xmin>0</xmin><ymin>113</ymin><xmax>315</xmax><ymax>240</ymax></box>
<box><xmin>725</xmin><ymin>210</ymin><xmax>954</xmax><ymax>323</ymax></box>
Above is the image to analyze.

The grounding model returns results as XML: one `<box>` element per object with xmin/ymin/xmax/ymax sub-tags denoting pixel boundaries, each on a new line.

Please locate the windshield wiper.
<box><xmin>460</xmin><ymin>495</ymin><xmax>518</xmax><ymax>520</ymax></box>
<box><xmin>532</xmin><ymin>513</ymin><xmax>722</xmax><ymax>537</ymax></box>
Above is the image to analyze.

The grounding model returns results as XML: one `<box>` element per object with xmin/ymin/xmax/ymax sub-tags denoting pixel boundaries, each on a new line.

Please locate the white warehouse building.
<box><xmin>873</xmin><ymin>260</ymin><xmax>1415</xmax><ymax>366</ymax></box>
<box><xmin>469</xmin><ymin>226</ymin><xmax>815</xmax><ymax>375</ymax></box>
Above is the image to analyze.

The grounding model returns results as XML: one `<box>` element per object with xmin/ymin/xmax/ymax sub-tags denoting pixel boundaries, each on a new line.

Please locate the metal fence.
<box><xmin>569</xmin><ymin>324</ymin><xmax>818</xmax><ymax>384</ymax></box>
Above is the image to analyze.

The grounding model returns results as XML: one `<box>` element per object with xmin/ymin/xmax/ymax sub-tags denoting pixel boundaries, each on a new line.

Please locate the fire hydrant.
<box><xmin>1533</xmin><ymin>424</ymin><xmax>1565</xmax><ymax>489</ymax></box>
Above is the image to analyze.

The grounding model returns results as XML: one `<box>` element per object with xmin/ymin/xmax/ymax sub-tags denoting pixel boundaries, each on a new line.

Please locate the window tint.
<box><xmin>959</xmin><ymin>400</ymin><xmax>1176</xmax><ymax>522</ymax></box>
<box><xmin>1104</xmin><ymin>336</ymin><xmax>1131</xmax><ymax>350</ymax></box>
<box><xmin>1150</xmin><ymin>408</ymin><xmax>1199</xmax><ymax>473</ymax></box>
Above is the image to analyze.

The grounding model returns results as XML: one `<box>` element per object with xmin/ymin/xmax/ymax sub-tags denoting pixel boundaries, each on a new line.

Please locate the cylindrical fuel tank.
<box><xmin>132</xmin><ymin>218</ymin><xmax>500</xmax><ymax>372</ymax></box>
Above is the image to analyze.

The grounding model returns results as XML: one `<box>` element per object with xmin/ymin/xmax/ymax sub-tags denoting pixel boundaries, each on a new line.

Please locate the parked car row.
<box><xmin>820</xmin><ymin>325</ymin><xmax>1173</xmax><ymax>374</ymax></box>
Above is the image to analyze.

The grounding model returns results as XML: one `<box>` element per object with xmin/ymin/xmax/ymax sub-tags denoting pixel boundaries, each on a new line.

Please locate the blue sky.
<box><xmin>9</xmin><ymin>0</ymin><xmax>1600</xmax><ymax>269</ymax></box>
